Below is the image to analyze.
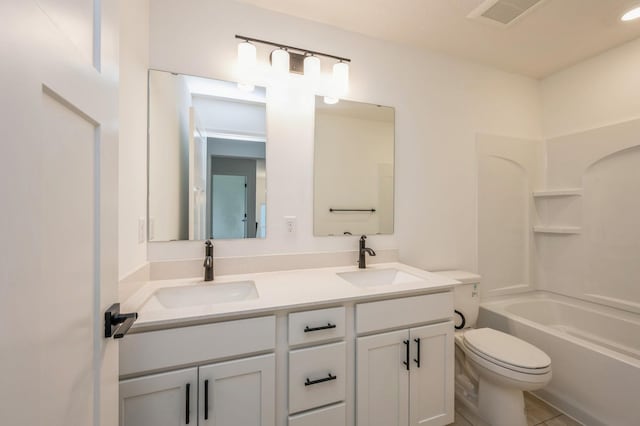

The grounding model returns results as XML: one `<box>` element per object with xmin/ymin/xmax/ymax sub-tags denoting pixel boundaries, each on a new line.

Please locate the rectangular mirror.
<box><xmin>313</xmin><ymin>97</ymin><xmax>395</xmax><ymax>236</ymax></box>
<box><xmin>148</xmin><ymin>70</ymin><xmax>267</xmax><ymax>241</ymax></box>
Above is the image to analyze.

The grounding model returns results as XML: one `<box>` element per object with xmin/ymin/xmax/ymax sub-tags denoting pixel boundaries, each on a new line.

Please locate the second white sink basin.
<box><xmin>337</xmin><ymin>268</ymin><xmax>424</xmax><ymax>287</ymax></box>
<box><xmin>153</xmin><ymin>280</ymin><xmax>258</xmax><ymax>309</ymax></box>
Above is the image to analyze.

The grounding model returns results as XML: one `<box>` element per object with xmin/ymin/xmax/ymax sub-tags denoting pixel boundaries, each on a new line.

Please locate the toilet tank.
<box><xmin>436</xmin><ymin>270</ymin><xmax>481</xmax><ymax>329</ymax></box>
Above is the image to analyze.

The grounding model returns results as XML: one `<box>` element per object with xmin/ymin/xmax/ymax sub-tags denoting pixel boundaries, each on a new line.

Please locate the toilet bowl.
<box><xmin>458</xmin><ymin>328</ymin><xmax>552</xmax><ymax>426</ymax></box>
<box><xmin>438</xmin><ymin>271</ymin><xmax>552</xmax><ymax>426</ymax></box>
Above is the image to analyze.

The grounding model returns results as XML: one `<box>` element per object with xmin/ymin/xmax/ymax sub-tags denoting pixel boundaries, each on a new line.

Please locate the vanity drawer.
<box><xmin>120</xmin><ymin>316</ymin><xmax>276</xmax><ymax>377</ymax></box>
<box><xmin>356</xmin><ymin>292</ymin><xmax>453</xmax><ymax>334</ymax></box>
<box><xmin>289</xmin><ymin>306</ymin><xmax>345</xmax><ymax>346</ymax></box>
<box><xmin>288</xmin><ymin>402</ymin><xmax>346</xmax><ymax>426</ymax></box>
<box><xmin>288</xmin><ymin>342</ymin><xmax>346</xmax><ymax>414</ymax></box>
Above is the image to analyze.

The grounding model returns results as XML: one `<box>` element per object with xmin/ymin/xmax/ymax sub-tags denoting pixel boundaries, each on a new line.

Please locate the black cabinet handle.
<box><xmin>185</xmin><ymin>383</ymin><xmax>190</xmax><ymax>424</ymax></box>
<box><xmin>414</xmin><ymin>338</ymin><xmax>421</xmax><ymax>368</ymax></box>
<box><xmin>305</xmin><ymin>373</ymin><xmax>337</xmax><ymax>386</ymax></box>
<box><xmin>403</xmin><ymin>340</ymin><xmax>410</xmax><ymax>371</ymax></box>
<box><xmin>204</xmin><ymin>379</ymin><xmax>209</xmax><ymax>420</ymax></box>
<box><xmin>304</xmin><ymin>323</ymin><xmax>337</xmax><ymax>333</ymax></box>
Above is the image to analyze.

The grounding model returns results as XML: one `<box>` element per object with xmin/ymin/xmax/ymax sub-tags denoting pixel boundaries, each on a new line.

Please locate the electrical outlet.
<box><xmin>138</xmin><ymin>217</ymin><xmax>146</xmax><ymax>243</ymax></box>
<box><xmin>284</xmin><ymin>216</ymin><xmax>296</xmax><ymax>234</ymax></box>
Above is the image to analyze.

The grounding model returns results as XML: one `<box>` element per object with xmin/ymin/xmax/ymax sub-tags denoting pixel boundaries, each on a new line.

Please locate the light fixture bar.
<box><xmin>235</xmin><ymin>35</ymin><xmax>351</xmax><ymax>63</ymax></box>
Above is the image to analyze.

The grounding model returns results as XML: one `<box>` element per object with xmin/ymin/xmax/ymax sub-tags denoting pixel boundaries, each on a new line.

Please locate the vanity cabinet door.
<box><xmin>119</xmin><ymin>368</ymin><xmax>197</xmax><ymax>426</ymax></box>
<box><xmin>356</xmin><ymin>330</ymin><xmax>410</xmax><ymax>426</ymax></box>
<box><xmin>199</xmin><ymin>353</ymin><xmax>275</xmax><ymax>426</ymax></box>
<box><xmin>408</xmin><ymin>322</ymin><xmax>454</xmax><ymax>426</ymax></box>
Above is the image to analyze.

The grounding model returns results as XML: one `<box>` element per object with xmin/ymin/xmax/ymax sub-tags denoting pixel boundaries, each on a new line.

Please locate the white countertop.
<box><xmin>122</xmin><ymin>262</ymin><xmax>459</xmax><ymax>330</ymax></box>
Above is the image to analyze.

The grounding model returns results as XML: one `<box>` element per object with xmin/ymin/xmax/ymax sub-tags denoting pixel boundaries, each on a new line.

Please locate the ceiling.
<box><xmin>237</xmin><ymin>0</ymin><xmax>640</xmax><ymax>78</ymax></box>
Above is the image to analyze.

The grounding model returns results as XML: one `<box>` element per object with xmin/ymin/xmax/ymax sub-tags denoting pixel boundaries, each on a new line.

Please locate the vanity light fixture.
<box><xmin>235</xmin><ymin>35</ymin><xmax>350</xmax><ymax>102</ymax></box>
<box><xmin>621</xmin><ymin>5</ymin><xmax>640</xmax><ymax>21</ymax></box>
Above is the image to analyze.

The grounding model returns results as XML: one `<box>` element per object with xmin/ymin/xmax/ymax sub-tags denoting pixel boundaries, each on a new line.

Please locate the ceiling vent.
<box><xmin>468</xmin><ymin>0</ymin><xmax>546</xmax><ymax>27</ymax></box>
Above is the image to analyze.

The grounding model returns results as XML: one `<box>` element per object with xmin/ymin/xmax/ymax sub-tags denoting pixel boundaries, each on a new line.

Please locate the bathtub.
<box><xmin>478</xmin><ymin>291</ymin><xmax>640</xmax><ymax>426</ymax></box>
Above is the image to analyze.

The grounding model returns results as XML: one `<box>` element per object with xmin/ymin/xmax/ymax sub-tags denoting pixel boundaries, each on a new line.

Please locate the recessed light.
<box><xmin>621</xmin><ymin>5</ymin><xmax>640</xmax><ymax>21</ymax></box>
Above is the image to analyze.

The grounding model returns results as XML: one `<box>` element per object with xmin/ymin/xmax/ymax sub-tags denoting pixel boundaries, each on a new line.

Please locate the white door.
<box><xmin>409</xmin><ymin>322</ymin><xmax>454</xmax><ymax>426</ymax></box>
<box><xmin>120</xmin><ymin>368</ymin><xmax>198</xmax><ymax>426</ymax></box>
<box><xmin>0</xmin><ymin>1</ymin><xmax>119</xmax><ymax>426</ymax></box>
<box><xmin>211</xmin><ymin>174</ymin><xmax>248</xmax><ymax>239</ymax></box>
<box><xmin>356</xmin><ymin>330</ymin><xmax>410</xmax><ymax>426</ymax></box>
<box><xmin>199</xmin><ymin>354</ymin><xmax>276</xmax><ymax>426</ymax></box>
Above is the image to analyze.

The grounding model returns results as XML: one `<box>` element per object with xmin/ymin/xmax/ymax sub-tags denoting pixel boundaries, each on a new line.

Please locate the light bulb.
<box><xmin>621</xmin><ymin>6</ymin><xmax>640</xmax><ymax>21</ymax></box>
<box><xmin>271</xmin><ymin>48</ymin><xmax>290</xmax><ymax>75</ymax></box>
<box><xmin>237</xmin><ymin>41</ymin><xmax>256</xmax><ymax>92</ymax></box>
<box><xmin>238</xmin><ymin>41</ymin><xmax>256</xmax><ymax>68</ymax></box>
<box><xmin>304</xmin><ymin>55</ymin><xmax>321</xmax><ymax>90</ymax></box>
<box><xmin>332</xmin><ymin>61</ymin><xmax>349</xmax><ymax>96</ymax></box>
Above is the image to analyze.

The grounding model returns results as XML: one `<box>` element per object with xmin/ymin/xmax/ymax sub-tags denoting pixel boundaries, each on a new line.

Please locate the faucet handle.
<box><xmin>204</xmin><ymin>239</ymin><xmax>214</xmax><ymax>260</ymax></box>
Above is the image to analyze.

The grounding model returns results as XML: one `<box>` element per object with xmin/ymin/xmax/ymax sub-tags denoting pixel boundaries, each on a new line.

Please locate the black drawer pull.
<box><xmin>305</xmin><ymin>373</ymin><xmax>337</xmax><ymax>386</ymax></box>
<box><xmin>403</xmin><ymin>340</ymin><xmax>410</xmax><ymax>371</ymax></box>
<box><xmin>414</xmin><ymin>338</ymin><xmax>421</xmax><ymax>368</ymax></box>
<box><xmin>304</xmin><ymin>323</ymin><xmax>337</xmax><ymax>333</ymax></box>
<box><xmin>185</xmin><ymin>383</ymin><xmax>190</xmax><ymax>424</ymax></box>
<box><xmin>204</xmin><ymin>379</ymin><xmax>209</xmax><ymax>420</ymax></box>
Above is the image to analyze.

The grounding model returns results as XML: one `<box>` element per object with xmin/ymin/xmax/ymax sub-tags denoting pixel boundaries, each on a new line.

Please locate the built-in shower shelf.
<box><xmin>533</xmin><ymin>226</ymin><xmax>582</xmax><ymax>234</ymax></box>
<box><xmin>532</xmin><ymin>188</ymin><xmax>583</xmax><ymax>198</ymax></box>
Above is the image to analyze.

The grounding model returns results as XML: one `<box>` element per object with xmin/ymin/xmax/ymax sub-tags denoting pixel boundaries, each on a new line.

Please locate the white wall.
<box><xmin>314</xmin><ymin>111</ymin><xmax>393</xmax><ymax>236</ymax></box>
<box><xmin>533</xmin><ymin>37</ymin><xmax>640</xmax><ymax>312</ymax></box>
<box><xmin>477</xmin><ymin>134</ymin><xmax>544</xmax><ymax>298</ymax></box>
<box><xmin>471</xmin><ymin>36</ymin><xmax>640</xmax><ymax>311</ymax></box>
<box><xmin>192</xmin><ymin>96</ymin><xmax>266</xmax><ymax>138</ymax></box>
<box><xmin>541</xmin><ymin>37</ymin><xmax>640</xmax><ymax>138</ymax></box>
<box><xmin>536</xmin><ymin>120</ymin><xmax>640</xmax><ymax>313</ymax></box>
<box><xmin>148</xmin><ymin>72</ymin><xmax>192</xmax><ymax>241</ymax></box>
<box><xmin>145</xmin><ymin>0</ymin><xmax>542</xmax><ymax>268</ymax></box>
<box><xmin>118</xmin><ymin>0</ymin><xmax>149</xmax><ymax>279</ymax></box>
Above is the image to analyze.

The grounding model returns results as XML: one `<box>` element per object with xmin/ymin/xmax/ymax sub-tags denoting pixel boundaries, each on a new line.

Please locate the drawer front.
<box><xmin>288</xmin><ymin>342</ymin><xmax>346</xmax><ymax>414</ymax></box>
<box><xmin>356</xmin><ymin>292</ymin><xmax>453</xmax><ymax>334</ymax></box>
<box><xmin>120</xmin><ymin>316</ymin><xmax>276</xmax><ymax>377</ymax></box>
<box><xmin>289</xmin><ymin>307</ymin><xmax>345</xmax><ymax>347</ymax></box>
<box><xmin>289</xmin><ymin>402</ymin><xmax>346</xmax><ymax>426</ymax></box>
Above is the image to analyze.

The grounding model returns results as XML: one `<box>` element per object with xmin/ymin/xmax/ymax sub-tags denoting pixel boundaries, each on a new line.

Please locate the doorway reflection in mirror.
<box><xmin>148</xmin><ymin>70</ymin><xmax>267</xmax><ymax>241</ymax></box>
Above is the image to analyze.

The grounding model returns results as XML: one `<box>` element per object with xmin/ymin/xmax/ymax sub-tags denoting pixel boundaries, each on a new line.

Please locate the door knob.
<box><xmin>104</xmin><ymin>303</ymin><xmax>138</xmax><ymax>339</ymax></box>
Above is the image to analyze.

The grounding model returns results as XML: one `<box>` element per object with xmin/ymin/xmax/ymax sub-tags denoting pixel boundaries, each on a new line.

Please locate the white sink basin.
<box><xmin>152</xmin><ymin>280</ymin><xmax>258</xmax><ymax>309</ymax></box>
<box><xmin>337</xmin><ymin>268</ymin><xmax>424</xmax><ymax>287</ymax></box>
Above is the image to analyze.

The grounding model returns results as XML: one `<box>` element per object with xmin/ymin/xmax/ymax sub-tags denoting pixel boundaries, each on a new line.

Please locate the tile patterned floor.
<box><xmin>449</xmin><ymin>392</ymin><xmax>583</xmax><ymax>426</ymax></box>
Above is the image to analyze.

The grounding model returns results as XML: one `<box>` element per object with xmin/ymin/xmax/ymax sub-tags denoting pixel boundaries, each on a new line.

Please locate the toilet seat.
<box><xmin>462</xmin><ymin>328</ymin><xmax>551</xmax><ymax>375</ymax></box>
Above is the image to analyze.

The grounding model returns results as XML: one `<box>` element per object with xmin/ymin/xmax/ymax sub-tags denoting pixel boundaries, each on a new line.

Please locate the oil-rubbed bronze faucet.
<box><xmin>358</xmin><ymin>235</ymin><xmax>376</xmax><ymax>269</ymax></box>
<box><xmin>204</xmin><ymin>239</ymin><xmax>214</xmax><ymax>281</ymax></box>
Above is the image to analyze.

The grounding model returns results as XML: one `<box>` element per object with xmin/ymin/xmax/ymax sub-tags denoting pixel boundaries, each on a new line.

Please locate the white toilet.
<box><xmin>438</xmin><ymin>271</ymin><xmax>552</xmax><ymax>426</ymax></box>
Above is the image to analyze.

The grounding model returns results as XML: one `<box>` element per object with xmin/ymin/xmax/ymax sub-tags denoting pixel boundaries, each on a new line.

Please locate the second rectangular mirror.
<box><xmin>314</xmin><ymin>97</ymin><xmax>395</xmax><ymax>236</ymax></box>
<box><xmin>148</xmin><ymin>70</ymin><xmax>267</xmax><ymax>241</ymax></box>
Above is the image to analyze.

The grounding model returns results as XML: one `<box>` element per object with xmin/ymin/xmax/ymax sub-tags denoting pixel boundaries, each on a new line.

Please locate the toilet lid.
<box><xmin>463</xmin><ymin>328</ymin><xmax>551</xmax><ymax>370</ymax></box>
